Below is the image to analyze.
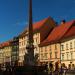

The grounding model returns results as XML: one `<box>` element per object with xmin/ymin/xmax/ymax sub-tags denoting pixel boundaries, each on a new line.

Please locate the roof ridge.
<box><xmin>19</xmin><ymin>16</ymin><xmax>54</xmax><ymax>37</ymax></box>
<box><xmin>60</xmin><ymin>21</ymin><xmax>75</xmax><ymax>40</ymax></box>
<box><xmin>33</xmin><ymin>16</ymin><xmax>51</xmax><ymax>24</ymax></box>
<box><xmin>39</xmin><ymin>19</ymin><xmax>75</xmax><ymax>47</ymax></box>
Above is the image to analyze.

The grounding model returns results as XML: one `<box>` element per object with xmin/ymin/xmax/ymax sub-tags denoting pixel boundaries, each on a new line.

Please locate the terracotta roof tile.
<box><xmin>19</xmin><ymin>16</ymin><xmax>56</xmax><ymax>37</ymax></box>
<box><xmin>62</xmin><ymin>26</ymin><xmax>75</xmax><ymax>39</ymax></box>
<box><xmin>0</xmin><ymin>41</ymin><xmax>12</xmax><ymax>48</ymax></box>
<box><xmin>0</xmin><ymin>44</ymin><xmax>2</xmax><ymax>48</ymax></box>
<box><xmin>33</xmin><ymin>17</ymin><xmax>54</xmax><ymax>30</ymax></box>
<box><xmin>40</xmin><ymin>20</ymin><xmax>75</xmax><ymax>46</ymax></box>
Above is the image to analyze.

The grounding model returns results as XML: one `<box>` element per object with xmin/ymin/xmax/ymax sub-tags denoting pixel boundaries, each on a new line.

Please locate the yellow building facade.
<box><xmin>19</xmin><ymin>32</ymin><xmax>40</xmax><ymax>65</ymax></box>
<box><xmin>39</xmin><ymin>43</ymin><xmax>60</xmax><ymax>65</ymax></box>
<box><xmin>61</xmin><ymin>36</ymin><xmax>75</xmax><ymax>67</ymax></box>
<box><xmin>0</xmin><ymin>41</ymin><xmax>12</xmax><ymax>66</ymax></box>
<box><xmin>0</xmin><ymin>47</ymin><xmax>4</xmax><ymax>64</ymax></box>
<box><xmin>3</xmin><ymin>45</ymin><xmax>12</xmax><ymax>65</ymax></box>
<box><xmin>18</xmin><ymin>17</ymin><xmax>56</xmax><ymax>65</ymax></box>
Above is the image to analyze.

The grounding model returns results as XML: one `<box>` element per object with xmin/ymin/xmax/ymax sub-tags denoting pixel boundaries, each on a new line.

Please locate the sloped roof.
<box><xmin>40</xmin><ymin>20</ymin><xmax>75</xmax><ymax>46</ymax></box>
<box><xmin>19</xmin><ymin>16</ymin><xmax>56</xmax><ymax>37</ymax></box>
<box><xmin>62</xmin><ymin>26</ymin><xmax>75</xmax><ymax>39</ymax></box>
<box><xmin>0</xmin><ymin>44</ymin><xmax>2</xmax><ymax>48</ymax></box>
<box><xmin>0</xmin><ymin>41</ymin><xmax>12</xmax><ymax>48</ymax></box>
<box><xmin>33</xmin><ymin>17</ymin><xmax>55</xmax><ymax>31</ymax></box>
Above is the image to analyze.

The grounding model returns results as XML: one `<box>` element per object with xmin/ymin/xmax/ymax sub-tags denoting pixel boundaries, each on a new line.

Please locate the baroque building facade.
<box><xmin>0</xmin><ymin>17</ymin><xmax>75</xmax><ymax>68</ymax></box>
<box><xmin>18</xmin><ymin>17</ymin><xmax>56</xmax><ymax>66</ymax></box>
<box><xmin>0</xmin><ymin>38</ymin><xmax>19</xmax><ymax>67</ymax></box>
<box><xmin>11</xmin><ymin>37</ymin><xmax>19</xmax><ymax>66</ymax></box>
<box><xmin>0</xmin><ymin>41</ymin><xmax>12</xmax><ymax>66</ymax></box>
<box><xmin>60</xmin><ymin>20</ymin><xmax>75</xmax><ymax>68</ymax></box>
<box><xmin>39</xmin><ymin>44</ymin><xmax>60</xmax><ymax>66</ymax></box>
<box><xmin>0</xmin><ymin>44</ymin><xmax>4</xmax><ymax>65</ymax></box>
<box><xmin>39</xmin><ymin>20</ymin><xmax>75</xmax><ymax>68</ymax></box>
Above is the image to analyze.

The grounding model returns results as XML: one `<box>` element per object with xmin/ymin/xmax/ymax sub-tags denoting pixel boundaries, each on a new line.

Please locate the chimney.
<box><xmin>61</xmin><ymin>20</ymin><xmax>66</xmax><ymax>24</ymax></box>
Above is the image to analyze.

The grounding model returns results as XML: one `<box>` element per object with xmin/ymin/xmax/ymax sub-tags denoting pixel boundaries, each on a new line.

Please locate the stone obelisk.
<box><xmin>26</xmin><ymin>0</ymin><xmax>34</xmax><ymax>66</ymax></box>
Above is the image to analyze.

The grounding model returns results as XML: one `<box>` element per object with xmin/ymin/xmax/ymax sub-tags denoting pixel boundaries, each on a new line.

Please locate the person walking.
<box><xmin>55</xmin><ymin>62</ymin><xmax>59</xmax><ymax>75</ymax></box>
<box><xmin>59</xmin><ymin>66</ymin><xmax>64</xmax><ymax>75</ymax></box>
<box><xmin>49</xmin><ymin>62</ymin><xmax>54</xmax><ymax>75</ymax></box>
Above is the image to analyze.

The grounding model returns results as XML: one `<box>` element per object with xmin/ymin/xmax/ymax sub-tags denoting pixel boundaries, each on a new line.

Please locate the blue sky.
<box><xmin>0</xmin><ymin>0</ymin><xmax>75</xmax><ymax>42</ymax></box>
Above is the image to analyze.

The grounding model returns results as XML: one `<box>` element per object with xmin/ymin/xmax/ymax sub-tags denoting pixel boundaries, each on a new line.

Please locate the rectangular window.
<box><xmin>71</xmin><ymin>52</ymin><xmax>73</xmax><ymax>59</ymax></box>
<box><xmin>24</xmin><ymin>41</ymin><xmax>25</xmax><ymax>45</ymax></box>
<box><xmin>66</xmin><ymin>44</ymin><xmax>68</xmax><ymax>50</ymax></box>
<box><xmin>61</xmin><ymin>53</ymin><xmax>64</xmax><ymax>60</ymax></box>
<box><xmin>35</xmin><ymin>47</ymin><xmax>38</xmax><ymax>51</ymax></box>
<box><xmin>50</xmin><ymin>52</ymin><xmax>52</xmax><ymax>59</ymax></box>
<box><xmin>41</xmin><ymin>54</ymin><xmax>43</xmax><ymax>60</ymax></box>
<box><xmin>36</xmin><ymin>38</ymin><xmax>37</xmax><ymax>43</ymax></box>
<box><xmin>40</xmin><ymin>48</ymin><xmax>42</xmax><ymax>52</ymax></box>
<box><xmin>20</xmin><ymin>42</ymin><xmax>22</xmax><ymax>46</ymax></box>
<box><xmin>44</xmin><ymin>53</ymin><xmax>48</xmax><ymax>59</ymax></box>
<box><xmin>74</xmin><ymin>41</ymin><xmax>75</xmax><ymax>48</ymax></box>
<box><xmin>66</xmin><ymin>52</ymin><xmax>69</xmax><ymax>60</ymax></box>
<box><xmin>25</xmin><ymin>40</ymin><xmax>27</xmax><ymax>45</ymax></box>
<box><xmin>61</xmin><ymin>45</ymin><xmax>64</xmax><ymax>51</ymax></box>
<box><xmin>70</xmin><ymin>42</ymin><xmax>72</xmax><ymax>49</ymax></box>
<box><xmin>22</xmin><ymin>37</ymin><xmax>23</xmax><ymax>40</ymax></box>
<box><xmin>45</xmin><ymin>47</ymin><xmax>47</xmax><ymax>52</ymax></box>
<box><xmin>50</xmin><ymin>45</ymin><xmax>51</xmax><ymax>51</ymax></box>
<box><xmin>14</xmin><ymin>46</ymin><xmax>17</xmax><ymax>49</ymax></box>
<box><xmin>55</xmin><ymin>52</ymin><xmax>57</xmax><ymax>58</ymax></box>
<box><xmin>55</xmin><ymin>44</ymin><xmax>57</xmax><ymax>50</ymax></box>
<box><xmin>22</xmin><ymin>41</ymin><xmax>24</xmax><ymax>46</ymax></box>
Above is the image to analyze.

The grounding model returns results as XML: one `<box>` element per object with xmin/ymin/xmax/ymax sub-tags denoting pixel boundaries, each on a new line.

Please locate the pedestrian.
<box><xmin>44</xmin><ymin>62</ymin><xmax>48</xmax><ymax>73</ymax></box>
<box><xmin>63</xmin><ymin>66</ymin><xmax>67</xmax><ymax>75</ymax></box>
<box><xmin>49</xmin><ymin>62</ymin><xmax>54</xmax><ymax>75</ymax></box>
<box><xmin>59</xmin><ymin>66</ymin><xmax>64</xmax><ymax>75</ymax></box>
<box><xmin>55</xmin><ymin>62</ymin><xmax>59</xmax><ymax>75</ymax></box>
